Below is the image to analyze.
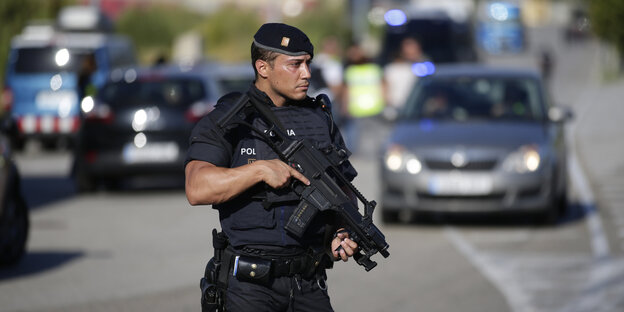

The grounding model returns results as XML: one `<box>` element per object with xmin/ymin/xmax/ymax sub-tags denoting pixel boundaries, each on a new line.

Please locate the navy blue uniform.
<box><xmin>185</xmin><ymin>84</ymin><xmax>356</xmax><ymax>311</ymax></box>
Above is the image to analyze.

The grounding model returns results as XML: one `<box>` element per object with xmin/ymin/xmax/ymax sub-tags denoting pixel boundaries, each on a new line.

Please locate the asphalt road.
<box><xmin>2</xmin><ymin>26</ymin><xmax>624</xmax><ymax>312</ymax></box>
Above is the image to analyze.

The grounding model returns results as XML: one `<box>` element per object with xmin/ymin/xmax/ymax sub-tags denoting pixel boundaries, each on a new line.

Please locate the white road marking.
<box><xmin>445</xmin><ymin>227</ymin><xmax>535</xmax><ymax>312</ymax></box>
<box><xmin>568</xmin><ymin>79</ymin><xmax>611</xmax><ymax>260</ymax></box>
<box><xmin>569</xmin><ymin>150</ymin><xmax>611</xmax><ymax>259</ymax></box>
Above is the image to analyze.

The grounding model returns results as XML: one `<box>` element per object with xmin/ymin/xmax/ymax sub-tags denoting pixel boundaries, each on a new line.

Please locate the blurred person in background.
<box><xmin>77</xmin><ymin>53</ymin><xmax>97</xmax><ymax>103</ymax></box>
<box><xmin>340</xmin><ymin>42</ymin><xmax>386</xmax><ymax>154</ymax></box>
<box><xmin>383</xmin><ymin>37</ymin><xmax>426</xmax><ymax>120</ymax></box>
<box><xmin>185</xmin><ymin>23</ymin><xmax>359</xmax><ymax>312</ymax></box>
<box><xmin>313</xmin><ymin>36</ymin><xmax>345</xmax><ymax>125</ymax></box>
<box><xmin>539</xmin><ymin>47</ymin><xmax>555</xmax><ymax>86</ymax></box>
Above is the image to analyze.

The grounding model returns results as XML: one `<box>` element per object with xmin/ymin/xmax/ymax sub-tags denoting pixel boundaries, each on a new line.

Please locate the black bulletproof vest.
<box><xmin>215</xmin><ymin>95</ymin><xmax>335</xmax><ymax>248</ymax></box>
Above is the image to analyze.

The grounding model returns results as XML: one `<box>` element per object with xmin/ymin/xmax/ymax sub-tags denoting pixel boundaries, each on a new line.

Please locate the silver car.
<box><xmin>379</xmin><ymin>64</ymin><xmax>572</xmax><ymax>223</ymax></box>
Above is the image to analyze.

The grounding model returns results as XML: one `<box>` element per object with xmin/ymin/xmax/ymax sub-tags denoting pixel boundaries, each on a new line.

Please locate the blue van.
<box><xmin>476</xmin><ymin>1</ymin><xmax>526</xmax><ymax>54</ymax></box>
<box><xmin>4</xmin><ymin>8</ymin><xmax>135</xmax><ymax>149</ymax></box>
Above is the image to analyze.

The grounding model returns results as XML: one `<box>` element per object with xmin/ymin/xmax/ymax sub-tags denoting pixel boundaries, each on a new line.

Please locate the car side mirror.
<box><xmin>548</xmin><ymin>106</ymin><xmax>574</xmax><ymax>123</ymax></box>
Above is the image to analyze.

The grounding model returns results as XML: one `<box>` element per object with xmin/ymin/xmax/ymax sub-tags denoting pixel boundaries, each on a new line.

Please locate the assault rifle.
<box><xmin>217</xmin><ymin>94</ymin><xmax>389</xmax><ymax>271</ymax></box>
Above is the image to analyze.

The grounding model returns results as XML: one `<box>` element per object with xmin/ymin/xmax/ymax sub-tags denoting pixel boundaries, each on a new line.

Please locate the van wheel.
<box><xmin>74</xmin><ymin>164</ymin><xmax>96</xmax><ymax>193</ymax></box>
<box><xmin>10</xmin><ymin>137</ymin><xmax>25</xmax><ymax>151</ymax></box>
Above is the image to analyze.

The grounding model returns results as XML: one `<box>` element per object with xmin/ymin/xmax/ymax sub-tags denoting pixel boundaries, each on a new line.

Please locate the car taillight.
<box><xmin>84</xmin><ymin>101</ymin><xmax>114</xmax><ymax>124</ymax></box>
<box><xmin>185</xmin><ymin>101</ymin><xmax>214</xmax><ymax>123</ymax></box>
<box><xmin>1</xmin><ymin>87</ymin><xmax>13</xmax><ymax>112</ymax></box>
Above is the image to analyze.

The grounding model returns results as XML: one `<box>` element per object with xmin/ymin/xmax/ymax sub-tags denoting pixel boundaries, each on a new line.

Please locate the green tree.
<box><xmin>284</xmin><ymin>1</ymin><xmax>350</xmax><ymax>52</ymax></box>
<box><xmin>116</xmin><ymin>4</ymin><xmax>203</xmax><ymax>64</ymax></box>
<box><xmin>197</xmin><ymin>5</ymin><xmax>262</xmax><ymax>62</ymax></box>
<box><xmin>197</xmin><ymin>1</ymin><xmax>349</xmax><ymax>63</ymax></box>
<box><xmin>589</xmin><ymin>0</ymin><xmax>624</xmax><ymax>60</ymax></box>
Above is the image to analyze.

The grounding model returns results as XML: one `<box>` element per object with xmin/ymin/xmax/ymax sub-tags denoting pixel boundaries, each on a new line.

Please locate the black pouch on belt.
<box><xmin>233</xmin><ymin>255</ymin><xmax>272</xmax><ymax>286</ymax></box>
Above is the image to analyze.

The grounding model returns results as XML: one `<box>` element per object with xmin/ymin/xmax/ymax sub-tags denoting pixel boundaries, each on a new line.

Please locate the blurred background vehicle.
<box><xmin>379</xmin><ymin>8</ymin><xmax>479</xmax><ymax>66</ymax></box>
<box><xmin>380</xmin><ymin>64</ymin><xmax>573</xmax><ymax>224</ymax></box>
<box><xmin>72</xmin><ymin>64</ymin><xmax>220</xmax><ymax>192</ymax></box>
<box><xmin>476</xmin><ymin>0</ymin><xmax>527</xmax><ymax>54</ymax></box>
<box><xmin>3</xmin><ymin>5</ymin><xmax>136</xmax><ymax>150</ymax></box>
<box><xmin>0</xmin><ymin>119</ymin><xmax>28</xmax><ymax>266</ymax></box>
<box><xmin>563</xmin><ymin>6</ymin><xmax>592</xmax><ymax>43</ymax></box>
<box><xmin>211</xmin><ymin>62</ymin><xmax>255</xmax><ymax>95</ymax></box>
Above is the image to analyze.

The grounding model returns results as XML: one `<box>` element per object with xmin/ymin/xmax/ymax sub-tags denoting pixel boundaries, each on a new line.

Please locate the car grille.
<box><xmin>424</xmin><ymin>159</ymin><xmax>498</xmax><ymax>171</ymax></box>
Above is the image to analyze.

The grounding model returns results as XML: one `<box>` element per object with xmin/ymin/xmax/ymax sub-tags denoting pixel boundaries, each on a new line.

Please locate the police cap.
<box><xmin>253</xmin><ymin>23</ymin><xmax>314</xmax><ymax>58</ymax></box>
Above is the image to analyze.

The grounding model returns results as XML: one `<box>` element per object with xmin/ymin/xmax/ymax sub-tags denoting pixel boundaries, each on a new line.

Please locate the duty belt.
<box><xmin>272</xmin><ymin>256</ymin><xmax>315</xmax><ymax>277</ymax></box>
<box><xmin>225</xmin><ymin>246</ymin><xmax>321</xmax><ymax>278</ymax></box>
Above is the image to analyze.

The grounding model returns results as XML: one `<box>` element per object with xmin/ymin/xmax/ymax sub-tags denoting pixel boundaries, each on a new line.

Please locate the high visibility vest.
<box><xmin>344</xmin><ymin>63</ymin><xmax>384</xmax><ymax>118</ymax></box>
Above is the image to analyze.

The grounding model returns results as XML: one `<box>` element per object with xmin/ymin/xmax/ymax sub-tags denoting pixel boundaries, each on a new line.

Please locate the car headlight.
<box><xmin>503</xmin><ymin>145</ymin><xmax>541</xmax><ymax>173</ymax></box>
<box><xmin>384</xmin><ymin>145</ymin><xmax>422</xmax><ymax>174</ymax></box>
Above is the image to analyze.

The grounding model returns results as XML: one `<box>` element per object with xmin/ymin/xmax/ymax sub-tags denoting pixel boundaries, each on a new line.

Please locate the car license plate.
<box><xmin>428</xmin><ymin>172</ymin><xmax>493</xmax><ymax>196</ymax></box>
<box><xmin>122</xmin><ymin>142</ymin><xmax>179</xmax><ymax>164</ymax></box>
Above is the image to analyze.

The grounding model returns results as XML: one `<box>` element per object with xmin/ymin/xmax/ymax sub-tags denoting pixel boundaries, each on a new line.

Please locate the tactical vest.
<box><xmin>214</xmin><ymin>93</ymin><xmax>339</xmax><ymax>248</ymax></box>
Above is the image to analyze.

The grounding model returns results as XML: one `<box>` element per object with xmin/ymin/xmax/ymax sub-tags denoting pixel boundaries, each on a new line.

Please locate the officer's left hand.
<box><xmin>331</xmin><ymin>229</ymin><xmax>358</xmax><ymax>262</ymax></box>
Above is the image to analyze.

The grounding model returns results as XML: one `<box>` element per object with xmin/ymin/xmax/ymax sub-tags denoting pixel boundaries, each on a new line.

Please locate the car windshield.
<box><xmin>99</xmin><ymin>78</ymin><xmax>206</xmax><ymax>109</ymax></box>
<box><xmin>401</xmin><ymin>76</ymin><xmax>544</xmax><ymax>122</ymax></box>
<box><xmin>14</xmin><ymin>47</ymin><xmax>89</xmax><ymax>73</ymax></box>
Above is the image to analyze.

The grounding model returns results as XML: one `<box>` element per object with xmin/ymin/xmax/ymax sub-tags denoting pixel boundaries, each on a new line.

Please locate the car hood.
<box><xmin>389</xmin><ymin>120</ymin><xmax>548</xmax><ymax>150</ymax></box>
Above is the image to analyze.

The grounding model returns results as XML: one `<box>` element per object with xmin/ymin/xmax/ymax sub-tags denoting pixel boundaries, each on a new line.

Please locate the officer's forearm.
<box><xmin>185</xmin><ymin>160</ymin><xmax>264</xmax><ymax>205</ymax></box>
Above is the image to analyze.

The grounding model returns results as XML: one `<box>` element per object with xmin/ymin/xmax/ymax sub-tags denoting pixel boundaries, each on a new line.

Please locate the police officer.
<box><xmin>185</xmin><ymin>23</ymin><xmax>359</xmax><ymax>311</ymax></box>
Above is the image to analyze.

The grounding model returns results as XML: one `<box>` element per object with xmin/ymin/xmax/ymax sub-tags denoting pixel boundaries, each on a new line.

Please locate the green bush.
<box><xmin>589</xmin><ymin>0</ymin><xmax>624</xmax><ymax>62</ymax></box>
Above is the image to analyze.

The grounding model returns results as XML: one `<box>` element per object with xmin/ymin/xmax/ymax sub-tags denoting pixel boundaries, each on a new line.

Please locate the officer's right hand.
<box><xmin>253</xmin><ymin>159</ymin><xmax>310</xmax><ymax>189</ymax></box>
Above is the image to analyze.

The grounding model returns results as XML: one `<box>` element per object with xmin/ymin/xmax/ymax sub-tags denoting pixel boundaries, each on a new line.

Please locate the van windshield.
<box><xmin>14</xmin><ymin>47</ymin><xmax>87</xmax><ymax>73</ymax></box>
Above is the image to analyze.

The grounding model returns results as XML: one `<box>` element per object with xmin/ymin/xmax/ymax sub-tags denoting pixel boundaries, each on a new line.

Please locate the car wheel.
<box><xmin>74</xmin><ymin>166</ymin><xmax>96</xmax><ymax>193</ymax></box>
<box><xmin>538</xmin><ymin>206</ymin><xmax>559</xmax><ymax>225</ymax></box>
<box><xmin>556</xmin><ymin>191</ymin><xmax>568</xmax><ymax>217</ymax></box>
<box><xmin>538</xmin><ymin>193</ymin><xmax>565</xmax><ymax>225</ymax></box>
<box><xmin>103</xmin><ymin>178</ymin><xmax>121</xmax><ymax>191</ymax></box>
<box><xmin>556</xmin><ymin>181</ymin><xmax>569</xmax><ymax>217</ymax></box>
<box><xmin>0</xmin><ymin>190</ymin><xmax>29</xmax><ymax>266</ymax></box>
